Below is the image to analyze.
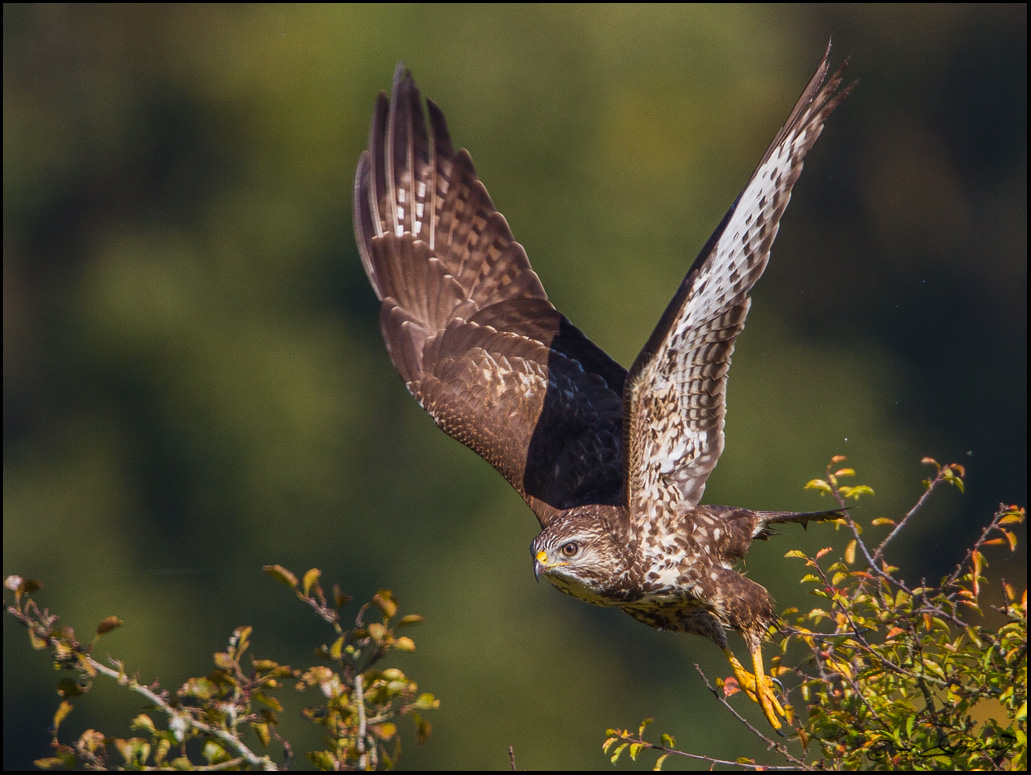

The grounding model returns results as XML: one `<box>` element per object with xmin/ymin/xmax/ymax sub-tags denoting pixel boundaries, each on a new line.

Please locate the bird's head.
<box><xmin>530</xmin><ymin>508</ymin><xmax>632</xmax><ymax>607</ymax></box>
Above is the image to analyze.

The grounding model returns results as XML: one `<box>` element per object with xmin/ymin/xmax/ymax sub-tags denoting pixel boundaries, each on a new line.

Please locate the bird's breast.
<box><xmin>543</xmin><ymin>573</ymin><xmax>624</xmax><ymax>607</ymax></box>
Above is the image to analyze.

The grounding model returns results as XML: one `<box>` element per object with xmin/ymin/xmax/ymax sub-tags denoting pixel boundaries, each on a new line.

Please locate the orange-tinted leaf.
<box><xmin>96</xmin><ymin>616</ymin><xmax>123</xmax><ymax>636</ymax></box>
<box><xmin>373</xmin><ymin>590</ymin><xmax>398</xmax><ymax>619</ymax></box>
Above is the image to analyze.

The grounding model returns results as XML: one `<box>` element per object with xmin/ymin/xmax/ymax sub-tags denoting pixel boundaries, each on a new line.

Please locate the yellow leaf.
<box><xmin>329</xmin><ymin>635</ymin><xmax>345</xmax><ymax>660</ymax></box>
<box><xmin>252</xmin><ymin>722</ymin><xmax>271</xmax><ymax>747</ymax></box>
<box><xmin>302</xmin><ymin>568</ymin><xmax>322</xmax><ymax>597</ymax></box>
<box><xmin>392</xmin><ymin>636</ymin><xmax>416</xmax><ymax>651</ymax></box>
<box><xmin>374</xmin><ymin>590</ymin><xmax>398</xmax><ymax>619</ymax></box>
<box><xmin>263</xmin><ymin>565</ymin><xmax>298</xmax><ymax>589</ymax></box>
<box><xmin>131</xmin><ymin>714</ymin><xmax>155</xmax><ymax>734</ymax></box>
<box><xmin>53</xmin><ymin>701</ymin><xmax>73</xmax><ymax>730</ymax></box>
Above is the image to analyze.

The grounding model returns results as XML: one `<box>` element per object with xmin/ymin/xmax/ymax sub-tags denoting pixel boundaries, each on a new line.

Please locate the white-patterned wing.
<box><xmin>625</xmin><ymin>46</ymin><xmax>852</xmax><ymax>512</ymax></box>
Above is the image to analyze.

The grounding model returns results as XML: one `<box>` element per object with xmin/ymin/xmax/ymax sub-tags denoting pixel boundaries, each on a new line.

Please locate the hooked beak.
<box><xmin>534</xmin><ymin>550</ymin><xmax>569</xmax><ymax>581</ymax></box>
<box><xmin>536</xmin><ymin>552</ymin><xmax>552</xmax><ymax>581</ymax></box>
<box><xmin>534</xmin><ymin>550</ymin><xmax>548</xmax><ymax>582</ymax></box>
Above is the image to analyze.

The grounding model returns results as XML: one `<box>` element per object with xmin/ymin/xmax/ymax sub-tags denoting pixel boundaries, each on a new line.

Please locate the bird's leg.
<box><xmin>722</xmin><ymin>647</ymin><xmax>789</xmax><ymax>730</ymax></box>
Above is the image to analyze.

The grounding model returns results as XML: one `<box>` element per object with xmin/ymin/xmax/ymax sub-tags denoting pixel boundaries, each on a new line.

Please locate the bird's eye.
<box><xmin>561</xmin><ymin>542</ymin><xmax>580</xmax><ymax>558</ymax></box>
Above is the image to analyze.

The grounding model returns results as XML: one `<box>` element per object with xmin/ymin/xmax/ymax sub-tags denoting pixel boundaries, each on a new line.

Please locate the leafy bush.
<box><xmin>7</xmin><ymin>458</ymin><xmax>1025</xmax><ymax>770</ymax></box>
<box><xmin>4</xmin><ymin>566</ymin><xmax>437</xmax><ymax>770</ymax></box>
<box><xmin>605</xmin><ymin>458</ymin><xmax>1026</xmax><ymax>770</ymax></box>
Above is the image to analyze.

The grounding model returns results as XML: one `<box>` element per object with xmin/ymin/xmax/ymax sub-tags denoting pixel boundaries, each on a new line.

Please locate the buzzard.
<box><xmin>354</xmin><ymin>47</ymin><xmax>851</xmax><ymax>729</ymax></box>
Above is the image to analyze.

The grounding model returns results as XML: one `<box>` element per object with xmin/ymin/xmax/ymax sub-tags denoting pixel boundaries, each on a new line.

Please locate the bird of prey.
<box><xmin>354</xmin><ymin>47</ymin><xmax>851</xmax><ymax>729</ymax></box>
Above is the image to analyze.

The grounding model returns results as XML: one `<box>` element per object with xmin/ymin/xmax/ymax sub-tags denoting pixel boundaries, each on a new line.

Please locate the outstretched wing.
<box><xmin>354</xmin><ymin>65</ymin><xmax>627</xmax><ymax>524</ymax></box>
<box><xmin>624</xmin><ymin>45</ymin><xmax>853</xmax><ymax>512</ymax></box>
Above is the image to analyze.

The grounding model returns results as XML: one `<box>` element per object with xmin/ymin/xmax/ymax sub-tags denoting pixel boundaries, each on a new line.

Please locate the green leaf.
<box><xmin>610</xmin><ymin>742</ymin><xmax>628</xmax><ymax>764</ymax></box>
<box><xmin>308</xmin><ymin>750</ymin><xmax>336</xmax><ymax>770</ymax></box>
<box><xmin>252</xmin><ymin>722</ymin><xmax>271</xmax><ymax>747</ymax></box>
<box><xmin>56</xmin><ymin>678</ymin><xmax>84</xmax><ymax>699</ymax></box>
<box><xmin>415</xmin><ymin>714</ymin><xmax>433</xmax><ymax>744</ymax></box>
<box><xmin>115</xmin><ymin>737</ymin><xmax>151</xmax><ymax>766</ymax></box>
<box><xmin>34</xmin><ymin>758</ymin><xmax>69</xmax><ymax>770</ymax></box>
<box><xmin>202</xmin><ymin>739</ymin><xmax>230</xmax><ymax>765</ymax></box>
<box><xmin>412</xmin><ymin>692</ymin><xmax>439</xmax><ymax>710</ymax></box>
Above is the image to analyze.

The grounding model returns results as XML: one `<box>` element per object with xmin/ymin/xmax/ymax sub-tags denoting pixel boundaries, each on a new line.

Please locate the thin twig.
<box><xmin>872</xmin><ymin>465</ymin><xmax>952</xmax><ymax>564</ymax></box>
<box><xmin>693</xmin><ymin>664</ymin><xmax>806</xmax><ymax>766</ymax></box>
<box><xmin>356</xmin><ymin>671</ymin><xmax>369</xmax><ymax>770</ymax></box>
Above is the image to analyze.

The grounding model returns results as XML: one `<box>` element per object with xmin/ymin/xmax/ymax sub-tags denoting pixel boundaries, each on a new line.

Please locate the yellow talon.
<box><xmin>722</xmin><ymin>648</ymin><xmax>791</xmax><ymax>730</ymax></box>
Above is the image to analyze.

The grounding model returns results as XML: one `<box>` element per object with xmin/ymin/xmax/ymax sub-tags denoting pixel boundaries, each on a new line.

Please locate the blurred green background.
<box><xmin>4</xmin><ymin>4</ymin><xmax>1026</xmax><ymax>770</ymax></box>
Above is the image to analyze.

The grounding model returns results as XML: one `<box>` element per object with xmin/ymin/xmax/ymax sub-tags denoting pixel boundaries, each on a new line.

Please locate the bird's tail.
<box><xmin>752</xmin><ymin>507</ymin><xmax>847</xmax><ymax>539</ymax></box>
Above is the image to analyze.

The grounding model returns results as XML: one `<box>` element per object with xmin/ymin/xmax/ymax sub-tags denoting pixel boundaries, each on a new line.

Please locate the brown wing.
<box><xmin>624</xmin><ymin>44</ymin><xmax>853</xmax><ymax>512</ymax></box>
<box><xmin>354</xmin><ymin>65</ymin><xmax>627</xmax><ymax>524</ymax></box>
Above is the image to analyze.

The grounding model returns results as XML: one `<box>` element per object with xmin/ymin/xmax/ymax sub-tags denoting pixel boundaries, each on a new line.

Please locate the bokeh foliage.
<box><xmin>607</xmin><ymin>460</ymin><xmax>1027</xmax><ymax>770</ymax></box>
<box><xmin>4</xmin><ymin>5</ymin><xmax>1026</xmax><ymax>770</ymax></box>
<box><xmin>6</xmin><ymin>568</ymin><xmax>437</xmax><ymax>770</ymax></box>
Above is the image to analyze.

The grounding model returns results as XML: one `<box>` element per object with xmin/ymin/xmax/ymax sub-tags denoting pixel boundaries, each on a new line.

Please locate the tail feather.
<box><xmin>753</xmin><ymin>507</ymin><xmax>847</xmax><ymax>539</ymax></box>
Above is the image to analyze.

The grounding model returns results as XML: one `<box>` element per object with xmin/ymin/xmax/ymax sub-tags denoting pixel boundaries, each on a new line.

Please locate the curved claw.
<box><xmin>722</xmin><ymin>648</ymin><xmax>793</xmax><ymax>730</ymax></box>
